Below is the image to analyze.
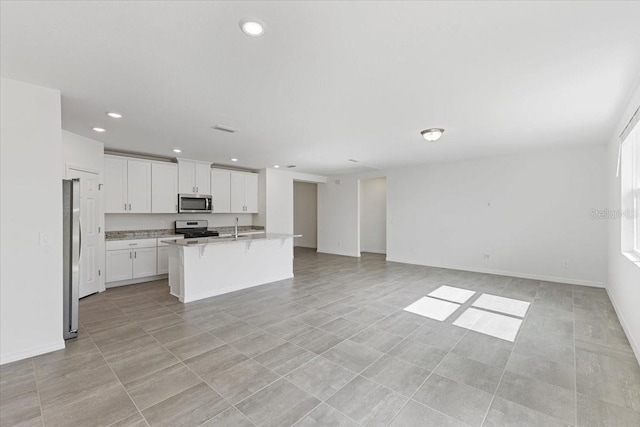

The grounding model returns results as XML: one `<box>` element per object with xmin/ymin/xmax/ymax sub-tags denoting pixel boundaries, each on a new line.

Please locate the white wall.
<box><xmin>294</xmin><ymin>182</ymin><xmax>317</xmax><ymax>248</ymax></box>
<box><xmin>318</xmin><ymin>148</ymin><xmax>607</xmax><ymax>286</ymax></box>
<box><xmin>105</xmin><ymin>213</ymin><xmax>254</xmax><ymax>232</ymax></box>
<box><xmin>385</xmin><ymin>146</ymin><xmax>607</xmax><ymax>286</ymax></box>
<box><xmin>360</xmin><ymin>177</ymin><xmax>387</xmax><ymax>254</ymax></box>
<box><xmin>62</xmin><ymin>130</ymin><xmax>105</xmax><ymax>175</ymax></box>
<box><xmin>606</xmin><ymin>77</ymin><xmax>640</xmax><ymax>363</ymax></box>
<box><xmin>1</xmin><ymin>78</ymin><xmax>65</xmax><ymax>364</ymax></box>
<box><xmin>258</xmin><ymin>169</ymin><xmax>326</xmax><ymax>234</ymax></box>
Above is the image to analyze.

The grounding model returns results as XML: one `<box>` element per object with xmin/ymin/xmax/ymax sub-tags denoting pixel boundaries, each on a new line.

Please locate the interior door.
<box><xmin>67</xmin><ymin>169</ymin><xmax>101</xmax><ymax>297</ymax></box>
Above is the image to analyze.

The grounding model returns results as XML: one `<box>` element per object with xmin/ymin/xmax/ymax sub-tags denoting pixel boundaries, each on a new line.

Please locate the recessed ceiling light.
<box><xmin>240</xmin><ymin>19</ymin><xmax>265</xmax><ymax>37</ymax></box>
<box><xmin>173</xmin><ymin>149</ymin><xmax>182</xmax><ymax>153</ymax></box>
<box><xmin>420</xmin><ymin>128</ymin><xmax>445</xmax><ymax>141</ymax></box>
<box><xmin>92</xmin><ymin>127</ymin><xmax>106</xmax><ymax>133</ymax></box>
<box><xmin>231</xmin><ymin>158</ymin><xmax>238</xmax><ymax>162</ymax></box>
<box><xmin>107</xmin><ymin>112</ymin><xmax>123</xmax><ymax>119</ymax></box>
<box><xmin>273</xmin><ymin>165</ymin><xmax>280</xmax><ymax>168</ymax></box>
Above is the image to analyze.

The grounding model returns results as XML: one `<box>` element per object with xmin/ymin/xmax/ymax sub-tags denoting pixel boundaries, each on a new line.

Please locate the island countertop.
<box><xmin>165</xmin><ymin>233</ymin><xmax>300</xmax><ymax>247</ymax></box>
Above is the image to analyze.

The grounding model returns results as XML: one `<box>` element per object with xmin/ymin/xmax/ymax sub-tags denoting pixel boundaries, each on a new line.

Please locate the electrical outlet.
<box><xmin>563</xmin><ymin>260</ymin><xmax>569</xmax><ymax>268</ymax></box>
<box><xmin>39</xmin><ymin>231</ymin><xmax>51</xmax><ymax>246</ymax></box>
<box><xmin>483</xmin><ymin>254</ymin><xmax>490</xmax><ymax>261</ymax></box>
<box><xmin>338</xmin><ymin>240</ymin><xmax>342</xmax><ymax>247</ymax></box>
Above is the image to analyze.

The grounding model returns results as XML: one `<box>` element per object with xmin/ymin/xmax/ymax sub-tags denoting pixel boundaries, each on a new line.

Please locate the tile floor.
<box><xmin>1</xmin><ymin>248</ymin><xmax>639</xmax><ymax>426</ymax></box>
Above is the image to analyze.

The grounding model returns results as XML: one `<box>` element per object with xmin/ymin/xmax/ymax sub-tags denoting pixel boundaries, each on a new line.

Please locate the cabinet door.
<box><xmin>195</xmin><ymin>163</ymin><xmax>211</xmax><ymax>195</ymax></box>
<box><xmin>104</xmin><ymin>157</ymin><xmax>127</xmax><ymax>213</ymax></box>
<box><xmin>211</xmin><ymin>169</ymin><xmax>231</xmax><ymax>213</ymax></box>
<box><xmin>127</xmin><ymin>160</ymin><xmax>152</xmax><ymax>213</ymax></box>
<box><xmin>244</xmin><ymin>173</ymin><xmax>259</xmax><ymax>213</ymax></box>
<box><xmin>178</xmin><ymin>161</ymin><xmax>195</xmax><ymax>194</ymax></box>
<box><xmin>152</xmin><ymin>163</ymin><xmax>178</xmax><ymax>213</ymax></box>
<box><xmin>157</xmin><ymin>246</ymin><xmax>169</xmax><ymax>274</ymax></box>
<box><xmin>230</xmin><ymin>172</ymin><xmax>245</xmax><ymax>213</ymax></box>
<box><xmin>132</xmin><ymin>247</ymin><xmax>157</xmax><ymax>278</ymax></box>
<box><xmin>106</xmin><ymin>249</ymin><xmax>133</xmax><ymax>282</ymax></box>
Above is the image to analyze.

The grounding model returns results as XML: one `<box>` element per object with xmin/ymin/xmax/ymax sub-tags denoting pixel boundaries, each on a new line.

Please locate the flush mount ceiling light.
<box><xmin>420</xmin><ymin>128</ymin><xmax>445</xmax><ymax>141</ymax></box>
<box><xmin>230</xmin><ymin>158</ymin><xmax>238</xmax><ymax>162</ymax></box>
<box><xmin>240</xmin><ymin>19</ymin><xmax>265</xmax><ymax>37</ymax></box>
<box><xmin>92</xmin><ymin>127</ymin><xmax>106</xmax><ymax>133</ymax></box>
<box><xmin>172</xmin><ymin>149</ymin><xmax>182</xmax><ymax>153</ymax></box>
<box><xmin>273</xmin><ymin>165</ymin><xmax>280</xmax><ymax>168</ymax></box>
<box><xmin>106</xmin><ymin>112</ymin><xmax>123</xmax><ymax>119</ymax></box>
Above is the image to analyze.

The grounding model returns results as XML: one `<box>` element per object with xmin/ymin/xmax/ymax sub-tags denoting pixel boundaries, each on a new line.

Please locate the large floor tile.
<box><xmin>290</xmin><ymin>328</ymin><xmax>344</xmax><ymax>354</ymax></box>
<box><xmin>141</xmin><ymin>382</ymin><xmax>229</xmax><ymax>427</ymax></box>
<box><xmin>253</xmin><ymin>342</ymin><xmax>317</xmax><ymax>375</ymax></box>
<box><xmin>434</xmin><ymin>352</ymin><xmax>503</xmax><ymax>394</ymax></box>
<box><xmin>484</xmin><ymin>396</ymin><xmax>570</xmax><ymax>427</ymax></box>
<box><xmin>164</xmin><ymin>332</ymin><xmax>224</xmax><ymax>361</ymax></box>
<box><xmin>326</xmin><ymin>376</ymin><xmax>407</xmax><ymax>426</ymax></box>
<box><xmin>42</xmin><ymin>385</ymin><xmax>137</xmax><ymax>427</ymax></box>
<box><xmin>236</xmin><ymin>379</ymin><xmax>321</xmax><ymax>427</ymax></box>
<box><xmin>208</xmin><ymin>359</ymin><xmax>279</xmax><ymax>404</ymax></box>
<box><xmin>387</xmin><ymin>338</ymin><xmax>448</xmax><ymax>370</ymax></box>
<box><xmin>389</xmin><ymin>400</ymin><xmax>466</xmax><ymax>427</ymax></box>
<box><xmin>200</xmin><ymin>407</ymin><xmax>254</xmax><ymax>427</ymax></box>
<box><xmin>285</xmin><ymin>356</ymin><xmax>356</xmax><ymax>400</ymax></box>
<box><xmin>183</xmin><ymin>344</ymin><xmax>248</xmax><ymax>382</ymax></box>
<box><xmin>576</xmin><ymin>348</ymin><xmax>640</xmax><ymax>412</ymax></box>
<box><xmin>321</xmin><ymin>340</ymin><xmax>382</xmax><ymax>373</ymax></box>
<box><xmin>124</xmin><ymin>363</ymin><xmax>201</xmax><ymax>410</ymax></box>
<box><xmin>362</xmin><ymin>354</ymin><xmax>430</xmax><ymax>397</ymax></box>
<box><xmin>413</xmin><ymin>373</ymin><xmax>493</xmax><ymax>427</ymax></box>
<box><xmin>495</xmin><ymin>371</ymin><xmax>576</xmax><ymax>424</ymax></box>
<box><xmin>295</xmin><ymin>403</ymin><xmax>359</xmax><ymax>427</ymax></box>
<box><xmin>229</xmin><ymin>331</ymin><xmax>287</xmax><ymax>358</ymax></box>
<box><xmin>577</xmin><ymin>392</ymin><xmax>640</xmax><ymax>427</ymax></box>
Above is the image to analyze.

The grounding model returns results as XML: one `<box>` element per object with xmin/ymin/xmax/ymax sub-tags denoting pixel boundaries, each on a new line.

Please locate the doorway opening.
<box><xmin>359</xmin><ymin>177</ymin><xmax>387</xmax><ymax>255</ymax></box>
<box><xmin>293</xmin><ymin>181</ymin><xmax>318</xmax><ymax>256</ymax></box>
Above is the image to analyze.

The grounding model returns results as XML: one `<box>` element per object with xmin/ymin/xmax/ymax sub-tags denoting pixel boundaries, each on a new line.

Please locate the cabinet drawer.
<box><xmin>106</xmin><ymin>238</ymin><xmax>157</xmax><ymax>251</ymax></box>
<box><xmin>157</xmin><ymin>236</ymin><xmax>184</xmax><ymax>247</ymax></box>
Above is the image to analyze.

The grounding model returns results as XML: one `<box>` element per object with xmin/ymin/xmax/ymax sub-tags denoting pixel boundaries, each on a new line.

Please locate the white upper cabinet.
<box><xmin>244</xmin><ymin>173</ymin><xmax>258</xmax><ymax>213</ymax></box>
<box><xmin>230</xmin><ymin>171</ymin><xmax>259</xmax><ymax>213</ymax></box>
<box><xmin>211</xmin><ymin>169</ymin><xmax>231</xmax><ymax>213</ymax></box>
<box><xmin>127</xmin><ymin>160</ymin><xmax>152</xmax><ymax>213</ymax></box>
<box><xmin>104</xmin><ymin>156</ymin><xmax>151</xmax><ymax>213</ymax></box>
<box><xmin>152</xmin><ymin>162</ymin><xmax>178</xmax><ymax>213</ymax></box>
<box><xmin>104</xmin><ymin>156</ymin><xmax>127</xmax><ymax>213</ymax></box>
<box><xmin>178</xmin><ymin>159</ymin><xmax>211</xmax><ymax>195</ymax></box>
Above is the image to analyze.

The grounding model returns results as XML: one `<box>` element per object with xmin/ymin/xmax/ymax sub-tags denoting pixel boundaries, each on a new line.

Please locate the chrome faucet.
<box><xmin>234</xmin><ymin>217</ymin><xmax>239</xmax><ymax>240</ymax></box>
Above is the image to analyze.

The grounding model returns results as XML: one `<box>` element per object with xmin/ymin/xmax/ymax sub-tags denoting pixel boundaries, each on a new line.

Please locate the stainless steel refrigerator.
<box><xmin>62</xmin><ymin>179</ymin><xmax>80</xmax><ymax>340</ymax></box>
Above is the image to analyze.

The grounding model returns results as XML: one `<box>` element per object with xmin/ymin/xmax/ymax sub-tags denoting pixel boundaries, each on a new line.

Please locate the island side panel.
<box><xmin>181</xmin><ymin>237</ymin><xmax>294</xmax><ymax>303</ymax></box>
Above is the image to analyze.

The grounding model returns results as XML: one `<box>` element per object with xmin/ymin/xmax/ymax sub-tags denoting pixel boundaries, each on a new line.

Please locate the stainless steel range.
<box><xmin>174</xmin><ymin>220</ymin><xmax>219</xmax><ymax>239</ymax></box>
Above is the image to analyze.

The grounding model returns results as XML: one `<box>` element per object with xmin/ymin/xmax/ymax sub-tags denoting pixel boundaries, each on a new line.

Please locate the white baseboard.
<box><xmin>0</xmin><ymin>340</ymin><xmax>65</xmax><ymax>365</ymax></box>
<box><xmin>106</xmin><ymin>274</ymin><xmax>168</xmax><ymax>288</ymax></box>
<box><xmin>316</xmin><ymin>249</ymin><xmax>361</xmax><ymax>258</ymax></box>
<box><xmin>384</xmin><ymin>257</ymin><xmax>605</xmax><ymax>288</ymax></box>
<box><xmin>605</xmin><ymin>287</ymin><xmax>640</xmax><ymax>366</ymax></box>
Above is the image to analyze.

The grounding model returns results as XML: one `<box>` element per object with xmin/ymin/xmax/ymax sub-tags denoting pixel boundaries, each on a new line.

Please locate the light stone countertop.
<box><xmin>164</xmin><ymin>233</ymin><xmax>300</xmax><ymax>247</ymax></box>
<box><xmin>105</xmin><ymin>226</ymin><xmax>265</xmax><ymax>241</ymax></box>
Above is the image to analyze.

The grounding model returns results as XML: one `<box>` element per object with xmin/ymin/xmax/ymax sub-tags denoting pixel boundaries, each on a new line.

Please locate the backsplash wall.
<box><xmin>105</xmin><ymin>213</ymin><xmax>255</xmax><ymax>231</ymax></box>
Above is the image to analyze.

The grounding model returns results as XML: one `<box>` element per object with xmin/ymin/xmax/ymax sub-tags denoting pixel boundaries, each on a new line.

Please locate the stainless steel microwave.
<box><xmin>178</xmin><ymin>194</ymin><xmax>212</xmax><ymax>213</ymax></box>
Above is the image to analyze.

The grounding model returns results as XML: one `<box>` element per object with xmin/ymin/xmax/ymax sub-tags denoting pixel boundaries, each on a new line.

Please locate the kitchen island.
<box><xmin>166</xmin><ymin>233</ymin><xmax>299</xmax><ymax>303</ymax></box>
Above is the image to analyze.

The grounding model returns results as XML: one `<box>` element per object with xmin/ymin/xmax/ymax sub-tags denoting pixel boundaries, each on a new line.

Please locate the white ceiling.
<box><xmin>2</xmin><ymin>1</ymin><xmax>640</xmax><ymax>175</ymax></box>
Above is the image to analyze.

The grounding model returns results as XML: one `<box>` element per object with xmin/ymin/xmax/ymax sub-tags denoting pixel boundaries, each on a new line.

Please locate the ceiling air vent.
<box><xmin>348</xmin><ymin>159</ymin><xmax>359</xmax><ymax>163</ymax></box>
<box><xmin>286</xmin><ymin>165</ymin><xmax>296</xmax><ymax>168</ymax></box>
<box><xmin>212</xmin><ymin>125</ymin><xmax>238</xmax><ymax>133</ymax></box>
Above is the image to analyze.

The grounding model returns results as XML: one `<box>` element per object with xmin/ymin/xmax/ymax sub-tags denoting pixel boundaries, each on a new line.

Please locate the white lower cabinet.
<box><xmin>132</xmin><ymin>247</ymin><xmax>157</xmax><ymax>278</ymax></box>
<box><xmin>106</xmin><ymin>249</ymin><xmax>133</xmax><ymax>282</ymax></box>
<box><xmin>106</xmin><ymin>237</ymin><xmax>183</xmax><ymax>285</ymax></box>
